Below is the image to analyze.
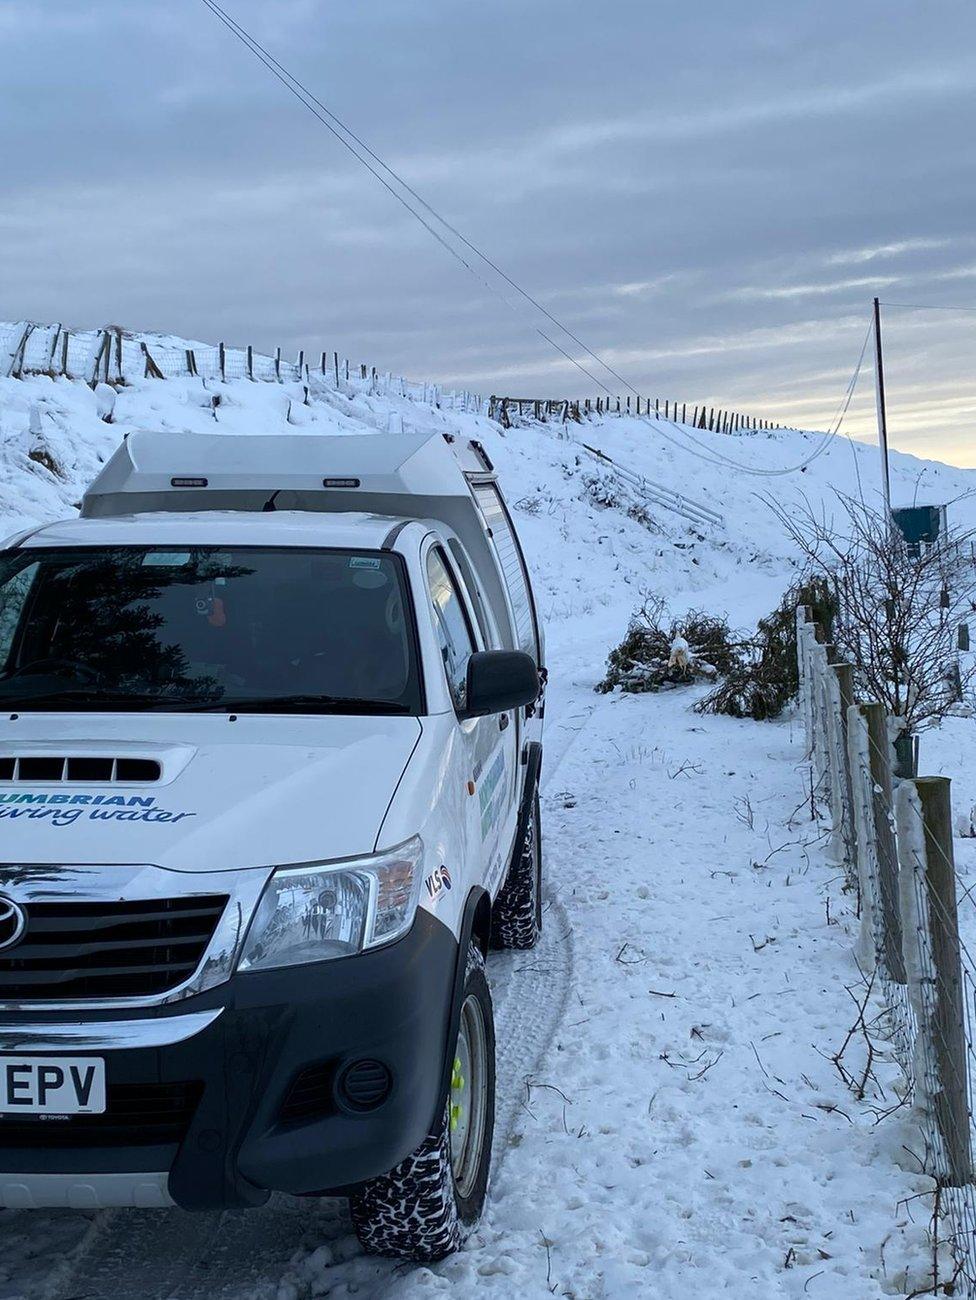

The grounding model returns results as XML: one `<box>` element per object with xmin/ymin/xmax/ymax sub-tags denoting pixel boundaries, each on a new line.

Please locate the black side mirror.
<box><xmin>461</xmin><ymin>651</ymin><xmax>539</xmax><ymax>719</ymax></box>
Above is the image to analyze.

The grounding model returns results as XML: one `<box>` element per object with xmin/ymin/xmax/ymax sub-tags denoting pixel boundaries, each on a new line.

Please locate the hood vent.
<box><xmin>0</xmin><ymin>756</ymin><xmax>162</xmax><ymax>784</ymax></box>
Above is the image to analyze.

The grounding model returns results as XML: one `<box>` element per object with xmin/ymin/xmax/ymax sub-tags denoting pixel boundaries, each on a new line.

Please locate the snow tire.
<box><xmin>350</xmin><ymin>945</ymin><xmax>495</xmax><ymax>1262</ymax></box>
<box><xmin>491</xmin><ymin>788</ymin><xmax>543</xmax><ymax>950</ymax></box>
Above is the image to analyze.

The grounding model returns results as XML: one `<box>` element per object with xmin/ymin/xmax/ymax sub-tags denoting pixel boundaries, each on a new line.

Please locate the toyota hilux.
<box><xmin>0</xmin><ymin>430</ymin><xmax>545</xmax><ymax>1261</ymax></box>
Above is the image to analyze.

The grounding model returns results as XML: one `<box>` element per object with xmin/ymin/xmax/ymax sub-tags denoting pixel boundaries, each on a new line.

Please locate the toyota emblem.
<box><xmin>0</xmin><ymin>897</ymin><xmax>27</xmax><ymax>953</ymax></box>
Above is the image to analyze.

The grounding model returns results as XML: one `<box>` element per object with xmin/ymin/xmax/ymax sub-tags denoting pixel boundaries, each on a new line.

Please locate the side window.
<box><xmin>470</xmin><ymin>482</ymin><xmax>540</xmax><ymax>663</ymax></box>
<box><xmin>426</xmin><ymin>548</ymin><xmax>476</xmax><ymax>710</ymax></box>
<box><xmin>448</xmin><ymin>540</ymin><xmax>492</xmax><ymax>648</ymax></box>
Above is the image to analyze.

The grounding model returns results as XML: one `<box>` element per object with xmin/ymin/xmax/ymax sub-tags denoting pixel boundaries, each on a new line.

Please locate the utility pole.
<box><xmin>873</xmin><ymin>297</ymin><xmax>892</xmax><ymax>513</ymax></box>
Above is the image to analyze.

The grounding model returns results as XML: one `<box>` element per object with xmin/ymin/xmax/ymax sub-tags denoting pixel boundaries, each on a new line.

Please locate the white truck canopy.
<box><xmin>82</xmin><ymin>431</ymin><xmax>492</xmax><ymax>519</ymax></box>
<box><xmin>80</xmin><ymin>431</ymin><xmax>541</xmax><ymax>663</ymax></box>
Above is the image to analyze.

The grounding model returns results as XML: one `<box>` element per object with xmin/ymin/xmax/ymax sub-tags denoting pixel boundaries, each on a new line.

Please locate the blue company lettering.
<box><xmin>0</xmin><ymin>792</ymin><xmax>195</xmax><ymax>828</ymax></box>
<box><xmin>478</xmin><ymin>750</ymin><xmax>506</xmax><ymax>838</ymax></box>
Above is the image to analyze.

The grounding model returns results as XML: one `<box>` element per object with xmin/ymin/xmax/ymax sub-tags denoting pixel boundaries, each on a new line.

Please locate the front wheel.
<box><xmin>350</xmin><ymin>945</ymin><xmax>495</xmax><ymax>1262</ymax></box>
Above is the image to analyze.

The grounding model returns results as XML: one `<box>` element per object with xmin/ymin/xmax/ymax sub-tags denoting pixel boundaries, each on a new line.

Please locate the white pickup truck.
<box><xmin>0</xmin><ymin>430</ymin><xmax>545</xmax><ymax>1262</ymax></box>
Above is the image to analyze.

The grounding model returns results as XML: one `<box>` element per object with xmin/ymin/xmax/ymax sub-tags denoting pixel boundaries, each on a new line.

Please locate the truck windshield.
<box><xmin>0</xmin><ymin>546</ymin><xmax>422</xmax><ymax>715</ymax></box>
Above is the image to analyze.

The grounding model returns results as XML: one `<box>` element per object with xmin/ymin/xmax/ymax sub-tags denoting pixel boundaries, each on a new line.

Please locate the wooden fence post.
<box><xmin>831</xmin><ymin>662</ymin><xmax>857</xmax><ymax>873</ymax></box>
<box><xmin>860</xmin><ymin>702</ymin><xmax>906</xmax><ymax>982</ymax></box>
<box><xmin>897</xmin><ymin>777</ymin><xmax>973</xmax><ymax>1186</ymax></box>
<box><xmin>89</xmin><ymin>330</ymin><xmax>111</xmax><ymax>388</ymax></box>
<box><xmin>819</xmin><ymin>648</ymin><xmax>853</xmax><ymax>872</ymax></box>
<box><xmin>47</xmin><ymin>325</ymin><xmax>62</xmax><ymax>373</ymax></box>
<box><xmin>219</xmin><ymin>342</ymin><xmax>226</xmax><ymax>382</ymax></box>
<box><xmin>8</xmin><ymin>323</ymin><xmax>33</xmax><ymax>378</ymax></box>
<box><xmin>141</xmin><ymin>343</ymin><xmax>164</xmax><ymax>380</ymax></box>
<box><xmin>60</xmin><ymin>330</ymin><xmax>70</xmax><ymax>376</ymax></box>
<box><xmin>795</xmin><ymin>605</ymin><xmax>814</xmax><ymax>756</ymax></box>
<box><xmin>246</xmin><ymin>345</ymin><xmax>254</xmax><ymax>380</ymax></box>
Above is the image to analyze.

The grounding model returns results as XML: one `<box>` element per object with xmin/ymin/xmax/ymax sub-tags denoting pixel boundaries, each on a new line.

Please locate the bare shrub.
<box><xmin>771</xmin><ymin>493</ymin><xmax>976</xmax><ymax>733</ymax></box>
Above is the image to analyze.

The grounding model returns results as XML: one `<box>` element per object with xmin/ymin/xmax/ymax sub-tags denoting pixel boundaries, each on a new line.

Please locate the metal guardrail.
<box><xmin>580</xmin><ymin>442</ymin><xmax>725</xmax><ymax>530</ymax></box>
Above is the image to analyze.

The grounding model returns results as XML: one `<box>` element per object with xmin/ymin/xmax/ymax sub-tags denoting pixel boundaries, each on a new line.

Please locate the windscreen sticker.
<box><xmin>142</xmin><ymin>551</ymin><xmax>192</xmax><ymax>567</ymax></box>
<box><xmin>348</xmin><ymin>557</ymin><xmax>382</xmax><ymax>570</ymax></box>
<box><xmin>0</xmin><ymin>793</ymin><xmax>196</xmax><ymax>829</ymax></box>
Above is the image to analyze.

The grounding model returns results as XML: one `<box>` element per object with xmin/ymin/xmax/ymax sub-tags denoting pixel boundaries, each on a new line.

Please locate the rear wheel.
<box><xmin>350</xmin><ymin>945</ymin><xmax>495</xmax><ymax>1262</ymax></box>
<box><xmin>491</xmin><ymin>789</ymin><xmax>542</xmax><ymax>950</ymax></box>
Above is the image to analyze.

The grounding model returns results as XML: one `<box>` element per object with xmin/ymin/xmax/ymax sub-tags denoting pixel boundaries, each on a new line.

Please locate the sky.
<box><xmin>2</xmin><ymin>1</ymin><xmax>976</xmax><ymax>463</ymax></box>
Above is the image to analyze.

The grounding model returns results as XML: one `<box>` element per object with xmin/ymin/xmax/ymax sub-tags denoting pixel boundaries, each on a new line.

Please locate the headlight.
<box><xmin>237</xmin><ymin>837</ymin><xmax>424</xmax><ymax>973</ymax></box>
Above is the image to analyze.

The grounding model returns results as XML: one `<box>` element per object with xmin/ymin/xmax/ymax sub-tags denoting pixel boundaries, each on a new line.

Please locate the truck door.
<box><xmin>468</xmin><ymin>479</ymin><xmax>545</xmax><ymax>808</ymax></box>
<box><xmin>424</xmin><ymin>545</ymin><xmax>517</xmax><ymax>897</ymax></box>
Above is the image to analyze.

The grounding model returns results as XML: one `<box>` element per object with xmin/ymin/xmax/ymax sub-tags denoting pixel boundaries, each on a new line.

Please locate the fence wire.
<box><xmin>799</xmin><ymin>608</ymin><xmax>976</xmax><ymax>1295</ymax></box>
<box><xmin>0</xmin><ymin>320</ymin><xmax>484</xmax><ymax>416</ymax></box>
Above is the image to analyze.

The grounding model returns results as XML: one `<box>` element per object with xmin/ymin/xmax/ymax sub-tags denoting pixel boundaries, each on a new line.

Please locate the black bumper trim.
<box><xmin>0</xmin><ymin>910</ymin><xmax>460</xmax><ymax>1210</ymax></box>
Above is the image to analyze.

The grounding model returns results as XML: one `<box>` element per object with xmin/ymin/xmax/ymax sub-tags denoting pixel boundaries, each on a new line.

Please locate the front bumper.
<box><xmin>0</xmin><ymin>911</ymin><xmax>458</xmax><ymax>1211</ymax></box>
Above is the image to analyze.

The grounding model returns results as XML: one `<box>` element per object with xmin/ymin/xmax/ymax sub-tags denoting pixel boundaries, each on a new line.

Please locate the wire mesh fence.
<box><xmin>0</xmin><ymin>320</ymin><xmax>485</xmax><ymax>416</ymax></box>
<box><xmin>799</xmin><ymin>606</ymin><xmax>976</xmax><ymax>1294</ymax></box>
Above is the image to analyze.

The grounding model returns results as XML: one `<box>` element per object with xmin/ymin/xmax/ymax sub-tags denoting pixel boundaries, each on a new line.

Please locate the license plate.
<box><xmin>0</xmin><ymin>1057</ymin><xmax>106</xmax><ymax>1115</ymax></box>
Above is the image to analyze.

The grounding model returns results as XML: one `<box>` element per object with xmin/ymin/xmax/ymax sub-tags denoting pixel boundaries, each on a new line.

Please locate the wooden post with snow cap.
<box><xmin>896</xmin><ymin>776</ymin><xmax>973</xmax><ymax>1185</ymax></box>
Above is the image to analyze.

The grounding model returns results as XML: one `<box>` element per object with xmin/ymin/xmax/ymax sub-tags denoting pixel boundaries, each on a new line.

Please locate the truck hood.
<box><xmin>0</xmin><ymin>713</ymin><xmax>423</xmax><ymax>872</ymax></box>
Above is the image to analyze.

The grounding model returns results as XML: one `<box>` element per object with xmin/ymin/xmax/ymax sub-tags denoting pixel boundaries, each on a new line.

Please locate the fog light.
<box><xmin>336</xmin><ymin>1060</ymin><xmax>392</xmax><ymax>1113</ymax></box>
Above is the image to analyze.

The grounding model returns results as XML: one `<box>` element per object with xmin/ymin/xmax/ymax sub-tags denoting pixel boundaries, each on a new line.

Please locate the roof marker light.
<box><xmin>323</xmin><ymin>478</ymin><xmax>361</xmax><ymax>488</ymax></box>
<box><xmin>171</xmin><ymin>477</ymin><xmax>208</xmax><ymax>488</ymax></box>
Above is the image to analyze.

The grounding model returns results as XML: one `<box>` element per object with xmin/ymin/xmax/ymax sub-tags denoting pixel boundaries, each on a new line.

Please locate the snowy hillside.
<box><xmin>1</xmin><ymin>338</ymin><xmax>972</xmax><ymax>1298</ymax></box>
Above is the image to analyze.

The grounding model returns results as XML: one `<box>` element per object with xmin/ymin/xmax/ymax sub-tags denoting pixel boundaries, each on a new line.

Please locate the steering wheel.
<box><xmin>10</xmin><ymin>657</ymin><xmax>100</xmax><ymax>684</ymax></box>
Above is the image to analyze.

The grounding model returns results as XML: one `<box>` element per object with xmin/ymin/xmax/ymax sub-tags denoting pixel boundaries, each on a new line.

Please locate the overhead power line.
<box><xmin>199</xmin><ymin>0</ymin><xmax>873</xmax><ymax>479</ymax></box>
<box><xmin>655</xmin><ymin>316</ymin><xmax>874</xmax><ymax>478</ymax></box>
<box><xmin>880</xmin><ymin>301</ymin><xmax>976</xmax><ymax>314</ymax></box>
<box><xmin>198</xmin><ymin>0</ymin><xmax>615</xmax><ymax>396</ymax></box>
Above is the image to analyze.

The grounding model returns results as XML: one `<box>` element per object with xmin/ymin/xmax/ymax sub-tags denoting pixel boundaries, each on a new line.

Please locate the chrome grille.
<box><xmin>0</xmin><ymin>896</ymin><xmax>227</xmax><ymax>1000</ymax></box>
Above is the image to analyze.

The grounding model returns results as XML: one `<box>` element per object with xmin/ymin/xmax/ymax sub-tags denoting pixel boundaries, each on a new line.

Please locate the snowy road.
<box><xmin>3</xmin><ymin>681</ymin><xmax>930</xmax><ymax>1300</ymax></box>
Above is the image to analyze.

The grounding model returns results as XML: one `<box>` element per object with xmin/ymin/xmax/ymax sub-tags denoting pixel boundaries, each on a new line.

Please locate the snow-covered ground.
<box><xmin>0</xmin><ymin>349</ymin><xmax>973</xmax><ymax>1298</ymax></box>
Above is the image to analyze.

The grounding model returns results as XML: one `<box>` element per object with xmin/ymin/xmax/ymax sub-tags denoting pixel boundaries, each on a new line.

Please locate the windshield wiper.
<box><xmin>0</xmin><ymin>688</ymin><xmax>412</xmax><ymax>716</ymax></box>
<box><xmin>178</xmin><ymin>694</ymin><xmax>413</xmax><ymax>716</ymax></box>
<box><xmin>0</xmin><ymin>689</ymin><xmax>179</xmax><ymax>712</ymax></box>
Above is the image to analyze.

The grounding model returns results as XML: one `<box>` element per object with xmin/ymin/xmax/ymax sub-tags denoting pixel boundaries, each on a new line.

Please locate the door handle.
<box><xmin>499</xmin><ymin>712</ymin><xmax>510</xmax><ymax>731</ymax></box>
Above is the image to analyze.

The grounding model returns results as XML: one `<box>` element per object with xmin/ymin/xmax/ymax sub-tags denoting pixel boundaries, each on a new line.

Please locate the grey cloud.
<box><xmin>1</xmin><ymin>0</ymin><xmax>975</xmax><ymax>459</ymax></box>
